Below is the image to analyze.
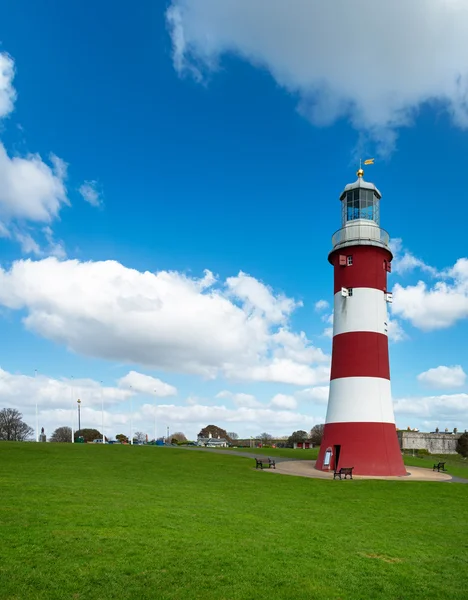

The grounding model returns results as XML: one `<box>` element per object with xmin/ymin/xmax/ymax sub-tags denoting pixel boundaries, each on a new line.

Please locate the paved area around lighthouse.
<box><xmin>265</xmin><ymin>459</ymin><xmax>456</xmax><ymax>482</ymax></box>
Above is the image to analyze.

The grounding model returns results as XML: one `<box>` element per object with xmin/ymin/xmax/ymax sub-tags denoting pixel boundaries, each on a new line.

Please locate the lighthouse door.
<box><xmin>334</xmin><ymin>445</ymin><xmax>341</xmax><ymax>470</ymax></box>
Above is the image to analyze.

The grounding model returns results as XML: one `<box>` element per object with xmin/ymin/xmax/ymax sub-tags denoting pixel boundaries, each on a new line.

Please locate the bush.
<box><xmin>456</xmin><ymin>432</ymin><xmax>468</xmax><ymax>458</ymax></box>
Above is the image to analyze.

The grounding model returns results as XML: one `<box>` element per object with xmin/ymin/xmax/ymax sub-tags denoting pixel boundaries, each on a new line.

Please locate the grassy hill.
<box><xmin>0</xmin><ymin>443</ymin><xmax>467</xmax><ymax>600</ymax></box>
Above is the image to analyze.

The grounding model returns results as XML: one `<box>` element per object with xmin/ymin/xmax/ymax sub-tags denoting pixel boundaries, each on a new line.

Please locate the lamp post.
<box><xmin>34</xmin><ymin>369</ymin><xmax>38</xmax><ymax>443</ymax></box>
<box><xmin>130</xmin><ymin>386</ymin><xmax>133</xmax><ymax>445</ymax></box>
<box><xmin>100</xmin><ymin>381</ymin><xmax>105</xmax><ymax>444</ymax></box>
<box><xmin>154</xmin><ymin>389</ymin><xmax>157</xmax><ymax>442</ymax></box>
<box><xmin>77</xmin><ymin>399</ymin><xmax>81</xmax><ymax>434</ymax></box>
<box><xmin>70</xmin><ymin>376</ymin><xmax>74</xmax><ymax>443</ymax></box>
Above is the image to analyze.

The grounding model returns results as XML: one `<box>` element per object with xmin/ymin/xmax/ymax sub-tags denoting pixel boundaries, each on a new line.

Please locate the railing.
<box><xmin>331</xmin><ymin>222</ymin><xmax>390</xmax><ymax>249</ymax></box>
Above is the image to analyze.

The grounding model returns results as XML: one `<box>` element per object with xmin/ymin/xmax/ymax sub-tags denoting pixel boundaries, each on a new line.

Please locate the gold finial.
<box><xmin>357</xmin><ymin>168</ymin><xmax>364</xmax><ymax>178</ymax></box>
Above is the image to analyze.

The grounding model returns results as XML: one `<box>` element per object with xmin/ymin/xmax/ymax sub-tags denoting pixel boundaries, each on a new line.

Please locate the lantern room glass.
<box><xmin>341</xmin><ymin>189</ymin><xmax>380</xmax><ymax>226</ymax></box>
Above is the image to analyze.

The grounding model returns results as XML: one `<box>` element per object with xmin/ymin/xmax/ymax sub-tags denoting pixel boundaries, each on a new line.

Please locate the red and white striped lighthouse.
<box><xmin>315</xmin><ymin>167</ymin><xmax>406</xmax><ymax>476</ymax></box>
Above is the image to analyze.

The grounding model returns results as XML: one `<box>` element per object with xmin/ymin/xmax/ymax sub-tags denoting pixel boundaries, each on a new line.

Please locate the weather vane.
<box><xmin>357</xmin><ymin>157</ymin><xmax>374</xmax><ymax>177</ymax></box>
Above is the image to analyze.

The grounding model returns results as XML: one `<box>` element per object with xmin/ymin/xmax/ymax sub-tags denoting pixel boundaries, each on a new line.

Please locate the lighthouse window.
<box><xmin>347</xmin><ymin>255</ymin><xmax>353</xmax><ymax>266</ymax></box>
<box><xmin>345</xmin><ymin>189</ymin><xmax>380</xmax><ymax>224</ymax></box>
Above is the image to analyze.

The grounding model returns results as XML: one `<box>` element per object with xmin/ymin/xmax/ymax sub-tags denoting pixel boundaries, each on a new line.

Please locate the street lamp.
<box><xmin>154</xmin><ymin>389</ymin><xmax>157</xmax><ymax>442</ymax></box>
<box><xmin>100</xmin><ymin>381</ymin><xmax>105</xmax><ymax>444</ymax></box>
<box><xmin>129</xmin><ymin>386</ymin><xmax>133</xmax><ymax>445</ymax></box>
<box><xmin>70</xmin><ymin>376</ymin><xmax>74</xmax><ymax>443</ymax></box>
<box><xmin>34</xmin><ymin>369</ymin><xmax>38</xmax><ymax>443</ymax></box>
<box><xmin>77</xmin><ymin>398</ymin><xmax>81</xmax><ymax>433</ymax></box>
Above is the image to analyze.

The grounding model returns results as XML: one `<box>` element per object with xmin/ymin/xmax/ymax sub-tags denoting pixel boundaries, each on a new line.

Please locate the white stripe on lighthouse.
<box><xmin>333</xmin><ymin>288</ymin><xmax>388</xmax><ymax>336</ymax></box>
<box><xmin>325</xmin><ymin>377</ymin><xmax>395</xmax><ymax>424</ymax></box>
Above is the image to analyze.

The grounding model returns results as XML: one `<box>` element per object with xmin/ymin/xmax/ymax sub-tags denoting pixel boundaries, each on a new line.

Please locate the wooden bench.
<box><xmin>433</xmin><ymin>462</ymin><xmax>447</xmax><ymax>472</ymax></box>
<box><xmin>333</xmin><ymin>467</ymin><xmax>354</xmax><ymax>480</ymax></box>
<box><xmin>255</xmin><ymin>458</ymin><xmax>276</xmax><ymax>470</ymax></box>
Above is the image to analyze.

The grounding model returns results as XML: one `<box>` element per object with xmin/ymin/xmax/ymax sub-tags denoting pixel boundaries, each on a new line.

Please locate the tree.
<box><xmin>50</xmin><ymin>426</ymin><xmax>72</xmax><ymax>443</ymax></box>
<box><xmin>171</xmin><ymin>431</ymin><xmax>187</xmax><ymax>442</ymax></box>
<box><xmin>134</xmin><ymin>432</ymin><xmax>146</xmax><ymax>443</ymax></box>
<box><xmin>228</xmin><ymin>432</ymin><xmax>239</xmax><ymax>440</ymax></box>
<box><xmin>287</xmin><ymin>430</ymin><xmax>308</xmax><ymax>446</ymax></box>
<box><xmin>75</xmin><ymin>428</ymin><xmax>104</xmax><ymax>443</ymax></box>
<box><xmin>0</xmin><ymin>408</ymin><xmax>34</xmax><ymax>441</ymax></box>
<box><xmin>258</xmin><ymin>432</ymin><xmax>273</xmax><ymax>443</ymax></box>
<box><xmin>116</xmin><ymin>433</ymin><xmax>128</xmax><ymax>444</ymax></box>
<box><xmin>198</xmin><ymin>424</ymin><xmax>232</xmax><ymax>442</ymax></box>
<box><xmin>310</xmin><ymin>424</ymin><xmax>325</xmax><ymax>445</ymax></box>
<box><xmin>456</xmin><ymin>432</ymin><xmax>468</xmax><ymax>458</ymax></box>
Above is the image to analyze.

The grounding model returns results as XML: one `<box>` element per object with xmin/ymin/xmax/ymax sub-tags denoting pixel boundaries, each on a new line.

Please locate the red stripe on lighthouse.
<box><xmin>330</xmin><ymin>332</ymin><xmax>390</xmax><ymax>380</ymax></box>
<box><xmin>315</xmin><ymin>422</ymin><xmax>407</xmax><ymax>476</ymax></box>
<box><xmin>331</xmin><ymin>245</ymin><xmax>392</xmax><ymax>294</ymax></box>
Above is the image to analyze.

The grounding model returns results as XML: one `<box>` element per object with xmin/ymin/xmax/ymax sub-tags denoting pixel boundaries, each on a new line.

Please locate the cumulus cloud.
<box><xmin>0</xmin><ymin>145</ymin><xmax>69</xmax><ymax>223</ymax></box>
<box><xmin>394</xmin><ymin>393</ymin><xmax>468</xmax><ymax>422</ymax></box>
<box><xmin>417</xmin><ymin>365</ymin><xmax>466</xmax><ymax>389</ymax></box>
<box><xmin>0</xmin><ymin>50</ymin><xmax>69</xmax><ymax>254</ymax></box>
<box><xmin>296</xmin><ymin>386</ymin><xmax>329</xmax><ymax>405</ymax></box>
<box><xmin>314</xmin><ymin>300</ymin><xmax>329</xmax><ymax>312</ymax></box>
<box><xmin>139</xmin><ymin>402</ymin><xmax>318</xmax><ymax>435</ymax></box>
<box><xmin>0</xmin><ymin>53</ymin><xmax>16</xmax><ymax>118</ymax></box>
<box><xmin>0</xmin><ymin>365</ymin><xmax>322</xmax><ymax>439</ymax></box>
<box><xmin>118</xmin><ymin>370</ymin><xmax>177</xmax><ymax>396</ymax></box>
<box><xmin>270</xmin><ymin>393</ymin><xmax>297</xmax><ymax>411</ymax></box>
<box><xmin>0</xmin><ymin>367</ymin><xmax>133</xmax><ymax>410</ymax></box>
<box><xmin>390</xmin><ymin>239</ymin><xmax>439</xmax><ymax>277</ymax></box>
<box><xmin>167</xmin><ymin>0</ymin><xmax>468</xmax><ymax>153</ymax></box>
<box><xmin>0</xmin><ymin>258</ymin><xmax>330</xmax><ymax>385</ymax></box>
<box><xmin>79</xmin><ymin>180</ymin><xmax>103</xmax><ymax>208</ymax></box>
<box><xmin>387</xmin><ymin>318</ymin><xmax>406</xmax><ymax>343</ymax></box>
<box><xmin>392</xmin><ymin>258</ymin><xmax>468</xmax><ymax>330</ymax></box>
<box><xmin>216</xmin><ymin>390</ymin><xmax>262</xmax><ymax>408</ymax></box>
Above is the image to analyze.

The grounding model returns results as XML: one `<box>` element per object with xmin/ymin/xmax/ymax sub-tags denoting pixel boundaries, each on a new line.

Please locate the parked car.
<box><xmin>92</xmin><ymin>439</ymin><xmax>106</xmax><ymax>444</ymax></box>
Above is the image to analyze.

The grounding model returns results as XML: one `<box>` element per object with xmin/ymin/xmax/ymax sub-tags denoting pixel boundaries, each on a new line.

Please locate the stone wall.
<box><xmin>397</xmin><ymin>431</ymin><xmax>461</xmax><ymax>454</ymax></box>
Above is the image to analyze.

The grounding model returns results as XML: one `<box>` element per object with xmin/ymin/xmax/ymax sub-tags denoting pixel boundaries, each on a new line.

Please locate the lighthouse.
<box><xmin>315</xmin><ymin>166</ymin><xmax>406</xmax><ymax>476</ymax></box>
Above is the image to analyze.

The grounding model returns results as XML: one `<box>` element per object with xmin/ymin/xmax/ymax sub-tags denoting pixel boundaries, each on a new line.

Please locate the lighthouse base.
<box><xmin>315</xmin><ymin>422</ymin><xmax>407</xmax><ymax>476</ymax></box>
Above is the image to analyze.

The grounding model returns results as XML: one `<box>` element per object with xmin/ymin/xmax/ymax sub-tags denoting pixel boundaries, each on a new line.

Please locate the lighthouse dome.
<box><xmin>340</xmin><ymin>176</ymin><xmax>381</xmax><ymax>200</ymax></box>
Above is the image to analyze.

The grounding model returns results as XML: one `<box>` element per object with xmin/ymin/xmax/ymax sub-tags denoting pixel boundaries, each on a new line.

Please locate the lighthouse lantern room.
<box><xmin>315</xmin><ymin>167</ymin><xmax>406</xmax><ymax>477</ymax></box>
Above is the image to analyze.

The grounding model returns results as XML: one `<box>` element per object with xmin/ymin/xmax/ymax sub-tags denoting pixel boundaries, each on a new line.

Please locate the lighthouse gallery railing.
<box><xmin>331</xmin><ymin>222</ymin><xmax>390</xmax><ymax>250</ymax></box>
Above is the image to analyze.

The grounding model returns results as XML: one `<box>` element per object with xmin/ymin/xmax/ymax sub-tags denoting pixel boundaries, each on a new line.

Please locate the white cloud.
<box><xmin>270</xmin><ymin>393</ymin><xmax>297</xmax><ymax>411</ymax></box>
<box><xmin>320</xmin><ymin>311</ymin><xmax>334</xmax><ymax>338</ymax></box>
<box><xmin>390</xmin><ymin>239</ymin><xmax>439</xmax><ymax>277</ymax></box>
<box><xmin>0</xmin><ymin>367</ymin><xmax>132</xmax><ymax>410</ymax></box>
<box><xmin>140</xmin><ymin>402</ymin><xmax>317</xmax><ymax>433</ymax></box>
<box><xmin>0</xmin><ymin>144</ymin><xmax>69</xmax><ymax>223</ymax></box>
<box><xmin>14</xmin><ymin>230</ymin><xmax>42</xmax><ymax>256</ymax></box>
<box><xmin>296</xmin><ymin>386</ymin><xmax>329</xmax><ymax>405</ymax></box>
<box><xmin>394</xmin><ymin>393</ymin><xmax>468</xmax><ymax>422</ymax></box>
<box><xmin>0</xmin><ymin>53</ymin><xmax>16</xmax><ymax>118</ymax></box>
<box><xmin>387</xmin><ymin>318</ymin><xmax>406</xmax><ymax>343</ymax></box>
<box><xmin>10</xmin><ymin>226</ymin><xmax>66</xmax><ymax>259</ymax></box>
<box><xmin>225</xmin><ymin>271</ymin><xmax>299</xmax><ymax>324</ymax></box>
<box><xmin>417</xmin><ymin>365</ymin><xmax>466</xmax><ymax>389</ymax></box>
<box><xmin>79</xmin><ymin>180</ymin><xmax>102</xmax><ymax>208</ymax></box>
<box><xmin>0</xmin><ymin>258</ymin><xmax>330</xmax><ymax>385</ymax></box>
<box><xmin>167</xmin><ymin>0</ymin><xmax>468</xmax><ymax>153</ymax></box>
<box><xmin>216</xmin><ymin>390</ymin><xmax>262</xmax><ymax>408</ymax></box>
<box><xmin>118</xmin><ymin>370</ymin><xmax>177</xmax><ymax>397</ymax></box>
<box><xmin>392</xmin><ymin>258</ymin><xmax>468</xmax><ymax>330</ymax></box>
<box><xmin>0</xmin><ymin>50</ymin><xmax>69</xmax><ymax>253</ymax></box>
<box><xmin>314</xmin><ymin>300</ymin><xmax>329</xmax><ymax>312</ymax></box>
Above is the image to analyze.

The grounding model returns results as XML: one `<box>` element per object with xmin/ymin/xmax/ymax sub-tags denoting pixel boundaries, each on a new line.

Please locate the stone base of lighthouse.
<box><xmin>315</xmin><ymin>422</ymin><xmax>407</xmax><ymax>476</ymax></box>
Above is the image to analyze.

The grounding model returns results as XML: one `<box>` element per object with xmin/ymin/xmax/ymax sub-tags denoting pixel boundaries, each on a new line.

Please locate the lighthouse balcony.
<box><xmin>331</xmin><ymin>220</ymin><xmax>390</xmax><ymax>252</ymax></box>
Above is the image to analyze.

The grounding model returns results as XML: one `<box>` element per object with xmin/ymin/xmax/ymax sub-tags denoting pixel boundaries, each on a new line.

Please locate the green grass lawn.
<box><xmin>1</xmin><ymin>443</ymin><xmax>467</xmax><ymax>600</ymax></box>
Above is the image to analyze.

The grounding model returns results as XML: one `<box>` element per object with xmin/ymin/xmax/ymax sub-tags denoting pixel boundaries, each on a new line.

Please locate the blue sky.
<box><xmin>1</xmin><ymin>0</ymin><xmax>468</xmax><ymax>440</ymax></box>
